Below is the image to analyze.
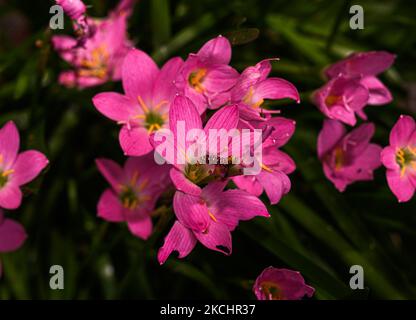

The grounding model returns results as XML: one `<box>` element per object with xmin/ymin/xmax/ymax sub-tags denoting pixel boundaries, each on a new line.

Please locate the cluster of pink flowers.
<box><xmin>93</xmin><ymin>35</ymin><xmax>300</xmax><ymax>263</ymax></box>
<box><xmin>52</xmin><ymin>0</ymin><xmax>135</xmax><ymax>88</ymax></box>
<box><xmin>0</xmin><ymin>121</ymin><xmax>48</xmax><ymax>275</ymax></box>
<box><xmin>49</xmin><ymin>0</ymin><xmax>416</xmax><ymax>300</ymax></box>
<box><xmin>313</xmin><ymin>51</ymin><xmax>416</xmax><ymax>202</ymax></box>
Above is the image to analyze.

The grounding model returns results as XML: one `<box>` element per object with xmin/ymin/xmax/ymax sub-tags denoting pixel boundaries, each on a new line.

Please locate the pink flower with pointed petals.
<box><xmin>233</xmin><ymin>117</ymin><xmax>296</xmax><ymax>204</ymax></box>
<box><xmin>0</xmin><ymin>121</ymin><xmax>49</xmax><ymax>210</ymax></box>
<box><xmin>318</xmin><ymin>119</ymin><xmax>382</xmax><ymax>192</ymax></box>
<box><xmin>381</xmin><ymin>115</ymin><xmax>416</xmax><ymax>202</ymax></box>
<box><xmin>151</xmin><ymin>95</ymin><xmax>240</xmax><ymax>196</ymax></box>
<box><xmin>157</xmin><ymin>182</ymin><xmax>269</xmax><ymax>264</ymax></box>
<box><xmin>325</xmin><ymin>51</ymin><xmax>395</xmax><ymax>105</ymax></box>
<box><xmin>230</xmin><ymin>59</ymin><xmax>300</xmax><ymax>121</ymax></box>
<box><xmin>0</xmin><ymin>209</ymin><xmax>27</xmax><ymax>276</ymax></box>
<box><xmin>93</xmin><ymin>49</ymin><xmax>183</xmax><ymax>156</ymax></box>
<box><xmin>312</xmin><ymin>74</ymin><xmax>369</xmax><ymax>126</ymax></box>
<box><xmin>96</xmin><ymin>153</ymin><xmax>170</xmax><ymax>240</ymax></box>
<box><xmin>52</xmin><ymin>1</ymin><xmax>135</xmax><ymax>88</ymax></box>
<box><xmin>175</xmin><ymin>36</ymin><xmax>239</xmax><ymax>113</ymax></box>
<box><xmin>253</xmin><ymin>267</ymin><xmax>314</xmax><ymax>300</ymax></box>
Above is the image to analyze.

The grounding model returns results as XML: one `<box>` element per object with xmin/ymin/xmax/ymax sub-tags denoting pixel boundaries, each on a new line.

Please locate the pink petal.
<box><xmin>204</xmin><ymin>104</ymin><xmax>239</xmax><ymax>132</ymax></box>
<box><xmin>10</xmin><ymin>151</ymin><xmax>48</xmax><ymax>186</ymax></box>
<box><xmin>232</xmin><ymin>176</ymin><xmax>263</xmax><ymax>197</ymax></box>
<box><xmin>213</xmin><ymin>189</ymin><xmax>270</xmax><ymax>231</ymax></box>
<box><xmin>325</xmin><ymin>51</ymin><xmax>396</xmax><ymax>78</ymax></box>
<box><xmin>262</xmin><ymin>117</ymin><xmax>296</xmax><ymax>148</ymax></box>
<box><xmin>97</xmin><ymin>189</ymin><xmax>124</xmax><ymax>222</ymax></box>
<box><xmin>152</xmin><ymin>57</ymin><xmax>184</xmax><ymax>103</ymax></box>
<box><xmin>95</xmin><ymin>158</ymin><xmax>124</xmax><ymax>191</ymax></box>
<box><xmin>203</xmin><ymin>65</ymin><xmax>239</xmax><ymax>93</ymax></box>
<box><xmin>122</xmin><ymin>49</ymin><xmax>159</xmax><ymax>101</ymax></box>
<box><xmin>389</xmin><ymin>115</ymin><xmax>415</xmax><ymax>147</ymax></box>
<box><xmin>119</xmin><ymin>126</ymin><xmax>153</xmax><ymax>156</ymax></box>
<box><xmin>0</xmin><ymin>217</ymin><xmax>27</xmax><ymax>253</ymax></box>
<box><xmin>317</xmin><ymin>119</ymin><xmax>346</xmax><ymax>159</ymax></box>
<box><xmin>173</xmin><ymin>191</ymin><xmax>210</xmax><ymax>232</ymax></box>
<box><xmin>381</xmin><ymin>146</ymin><xmax>399</xmax><ymax>171</ymax></box>
<box><xmin>197</xmin><ymin>36</ymin><xmax>232</xmax><ymax>65</ymax></box>
<box><xmin>0</xmin><ymin>121</ymin><xmax>19</xmax><ymax>168</ymax></box>
<box><xmin>127</xmin><ymin>215</ymin><xmax>153</xmax><ymax>240</ymax></box>
<box><xmin>257</xmin><ymin>171</ymin><xmax>291</xmax><ymax>205</ymax></box>
<box><xmin>386</xmin><ymin>169</ymin><xmax>415</xmax><ymax>203</ymax></box>
<box><xmin>360</xmin><ymin>76</ymin><xmax>392</xmax><ymax>105</ymax></box>
<box><xmin>253</xmin><ymin>78</ymin><xmax>300</xmax><ymax>103</ymax></box>
<box><xmin>194</xmin><ymin>222</ymin><xmax>232</xmax><ymax>255</ymax></box>
<box><xmin>157</xmin><ymin>221</ymin><xmax>197</xmax><ymax>264</ymax></box>
<box><xmin>92</xmin><ymin>92</ymin><xmax>136</xmax><ymax>122</ymax></box>
<box><xmin>0</xmin><ymin>184</ymin><xmax>22</xmax><ymax>210</ymax></box>
<box><xmin>170</xmin><ymin>167</ymin><xmax>202</xmax><ymax>196</ymax></box>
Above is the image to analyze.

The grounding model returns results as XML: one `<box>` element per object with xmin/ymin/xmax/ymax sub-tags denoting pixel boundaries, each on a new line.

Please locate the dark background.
<box><xmin>0</xmin><ymin>0</ymin><xmax>415</xmax><ymax>299</ymax></box>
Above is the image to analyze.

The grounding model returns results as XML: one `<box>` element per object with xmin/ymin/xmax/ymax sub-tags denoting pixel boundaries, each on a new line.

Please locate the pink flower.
<box><xmin>233</xmin><ymin>117</ymin><xmax>296</xmax><ymax>204</ymax></box>
<box><xmin>318</xmin><ymin>119</ymin><xmax>382</xmax><ymax>192</ymax></box>
<box><xmin>93</xmin><ymin>49</ymin><xmax>183</xmax><ymax>156</ymax></box>
<box><xmin>151</xmin><ymin>95</ymin><xmax>240</xmax><ymax>196</ymax></box>
<box><xmin>157</xmin><ymin>182</ymin><xmax>269</xmax><ymax>264</ymax></box>
<box><xmin>381</xmin><ymin>115</ymin><xmax>416</xmax><ymax>202</ymax></box>
<box><xmin>0</xmin><ymin>209</ymin><xmax>27</xmax><ymax>276</ymax></box>
<box><xmin>0</xmin><ymin>121</ymin><xmax>49</xmax><ymax>210</ymax></box>
<box><xmin>96</xmin><ymin>153</ymin><xmax>170</xmax><ymax>240</ymax></box>
<box><xmin>312</xmin><ymin>74</ymin><xmax>369</xmax><ymax>126</ymax></box>
<box><xmin>52</xmin><ymin>1</ymin><xmax>134</xmax><ymax>88</ymax></box>
<box><xmin>230</xmin><ymin>59</ymin><xmax>300</xmax><ymax>121</ymax></box>
<box><xmin>253</xmin><ymin>267</ymin><xmax>314</xmax><ymax>300</ymax></box>
<box><xmin>56</xmin><ymin>0</ymin><xmax>86</xmax><ymax>20</ymax></box>
<box><xmin>175</xmin><ymin>36</ymin><xmax>239</xmax><ymax>113</ymax></box>
<box><xmin>325</xmin><ymin>51</ymin><xmax>395</xmax><ymax>105</ymax></box>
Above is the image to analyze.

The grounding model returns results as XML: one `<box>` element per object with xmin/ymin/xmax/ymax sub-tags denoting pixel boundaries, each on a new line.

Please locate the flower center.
<box><xmin>188</xmin><ymin>68</ymin><xmax>207</xmax><ymax>93</ymax></box>
<box><xmin>118</xmin><ymin>171</ymin><xmax>151</xmax><ymax>210</ymax></box>
<box><xmin>396</xmin><ymin>147</ymin><xmax>416</xmax><ymax>177</ymax></box>
<box><xmin>243</xmin><ymin>86</ymin><xmax>264</xmax><ymax>109</ymax></box>
<box><xmin>260</xmin><ymin>281</ymin><xmax>283</xmax><ymax>300</ymax></box>
<box><xmin>325</xmin><ymin>95</ymin><xmax>341</xmax><ymax>107</ymax></box>
<box><xmin>334</xmin><ymin>147</ymin><xmax>344</xmax><ymax>171</ymax></box>
<box><xmin>133</xmin><ymin>96</ymin><xmax>168</xmax><ymax>133</ymax></box>
<box><xmin>0</xmin><ymin>169</ymin><xmax>14</xmax><ymax>188</ymax></box>
<box><xmin>119</xmin><ymin>186</ymin><xmax>139</xmax><ymax>210</ymax></box>
<box><xmin>78</xmin><ymin>45</ymin><xmax>109</xmax><ymax>79</ymax></box>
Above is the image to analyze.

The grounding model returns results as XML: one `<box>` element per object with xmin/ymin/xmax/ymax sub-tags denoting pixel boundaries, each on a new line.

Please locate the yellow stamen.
<box><xmin>207</xmin><ymin>208</ymin><xmax>217</xmax><ymax>222</ymax></box>
<box><xmin>0</xmin><ymin>154</ymin><xmax>3</xmax><ymax>163</ymax></box>
<box><xmin>133</xmin><ymin>114</ymin><xmax>146</xmax><ymax>119</ymax></box>
<box><xmin>153</xmin><ymin>100</ymin><xmax>168</xmax><ymax>111</ymax></box>
<box><xmin>130</xmin><ymin>171</ymin><xmax>139</xmax><ymax>186</ymax></box>
<box><xmin>137</xmin><ymin>96</ymin><xmax>150</xmax><ymax>113</ymax></box>
<box><xmin>189</xmin><ymin>68</ymin><xmax>207</xmax><ymax>93</ymax></box>
<box><xmin>2</xmin><ymin>169</ymin><xmax>14</xmax><ymax>177</ymax></box>
<box><xmin>325</xmin><ymin>95</ymin><xmax>340</xmax><ymax>107</ymax></box>
<box><xmin>148</xmin><ymin>124</ymin><xmax>156</xmax><ymax>134</ymax></box>
<box><xmin>400</xmin><ymin>166</ymin><xmax>407</xmax><ymax>178</ymax></box>
<box><xmin>261</xmin><ymin>163</ymin><xmax>273</xmax><ymax>173</ymax></box>
<box><xmin>139</xmin><ymin>179</ymin><xmax>149</xmax><ymax>191</ymax></box>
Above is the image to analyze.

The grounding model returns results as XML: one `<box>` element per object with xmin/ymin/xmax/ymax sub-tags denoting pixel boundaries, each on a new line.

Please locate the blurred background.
<box><xmin>0</xmin><ymin>0</ymin><xmax>415</xmax><ymax>299</ymax></box>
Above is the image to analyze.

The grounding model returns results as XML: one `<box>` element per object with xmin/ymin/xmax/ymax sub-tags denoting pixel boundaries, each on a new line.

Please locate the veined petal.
<box><xmin>386</xmin><ymin>169</ymin><xmax>415</xmax><ymax>203</ymax></box>
<box><xmin>122</xmin><ymin>49</ymin><xmax>159</xmax><ymax>101</ymax></box>
<box><xmin>153</xmin><ymin>56</ymin><xmax>184</xmax><ymax>103</ymax></box>
<box><xmin>360</xmin><ymin>76</ymin><xmax>392</xmax><ymax>105</ymax></box>
<box><xmin>157</xmin><ymin>221</ymin><xmax>197</xmax><ymax>264</ymax></box>
<box><xmin>317</xmin><ymin>119</ymin><xmax>346</xmax><ymax>159</ymax></box>
<box><xmin>253</xmin><ymin>78</ymin><xmax>300</xmax><ymax>103</ymax></box>
<box><xmin>194</xmin><ymin>222</ymin><xmax>232</xmax><ymax>255</ymax></box>
<box><xmin>0</xmin><ymin>184</ymin><xmax>22</xmax><ymax>210</ymax></box>
<box><xmin>173</xmin><ymin>191</ymin><xmax>209</xmax><ymax>232</ymax></box>
<box><xmin>127</xmin><ymin>215</ymin><xmax>153</xmax><ymax>240</ymax></box>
